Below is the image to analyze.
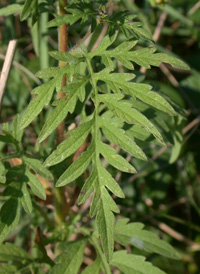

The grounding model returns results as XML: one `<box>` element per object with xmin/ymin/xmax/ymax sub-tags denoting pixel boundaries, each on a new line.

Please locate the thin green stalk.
<box><xmin>40</xmin><ymin>12</ymin><xmax>49</xmax><ymax>70</ymax></box>
<box><xmin>0</xmin><ymin>152</ymin><xmax>21</xmax><ymax>161</ymax></box>
<box><xmin>85</xmin><ymin>51</ymin><xmax>112</xmax><ymax>274</ymax></box>
<box><xmin>90</xmin><ymin>235</ymin><xmax>111</xmax><ymax>274</ymax></box>
<box><xmin>54</xmin><ymin>0</ymin><xmax>68</xmax><ymax>229</ymax></box>
<box><xmin>32</xmin><ymin>201</ymin><xmax>54</xmax><ymax>230</ymax></box>
<box><xmin>85</xmin><ymin>55</ymin><xmax>99</xmax><ymax>150</ymax></box>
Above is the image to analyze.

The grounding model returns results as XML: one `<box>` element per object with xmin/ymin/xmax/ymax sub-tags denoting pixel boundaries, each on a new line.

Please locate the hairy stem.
<box><xmin>54</xmin><ymin>0</ymin><xmax>68</xmax><ymax>228</ymax></box>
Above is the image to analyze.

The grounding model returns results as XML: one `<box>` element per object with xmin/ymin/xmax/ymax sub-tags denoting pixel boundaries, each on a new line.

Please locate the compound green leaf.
<box><xmin>96</xmin><ymin>72</ymin><xmax>176</xmax><ymax>115</ymax></box>
<box><xmin>45</xmin><ymin>119</ymin><xmax>94</xmax><ymax>167</ymax></box>
<box><xmin>111</xmin><ymin>251</ymin><xmax>166</xmax><ymax>274</ymax></box>
<box><xmin>0</xmin><ymin>199</ymin><xmax>21</xmax><ymax>244</ymax></box>
<box><xmin>0</xmin><ymin>242</ymin><xmax>32</xmax><ymax>261</ymax></box>
<box><xmin>78</xmin><ymin>161</ymin><xmax>122</xmax><ymax>262</ymax></box>
<box><xmin>115</xmin><ymin>218</ymin><xmax>180</xmax><ymax>259</ymax></box>
<box><xmin>127</xmin><ymin>48</ymin><xmax>189</xmax><ymax>70</ymax></box>
<box><xmin>90</xmin><ymin>35</ymin><xmax>189</xmax><ymax>70</ymax></box>
<box><xmin>50</xmin><ymin>238</ymin><xmax>87</xmax><ymax>274</ymax></box>
<box><xmin>20</xmin><ymin>79</ymin><xmax>56</xmax><ymax>129</ymax></box>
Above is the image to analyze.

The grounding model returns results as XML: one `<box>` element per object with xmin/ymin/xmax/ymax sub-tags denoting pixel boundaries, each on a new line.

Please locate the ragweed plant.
<box><xmin>0</xmin><ymin>0</ymin><xmax>189</xmax><ymax>273</ymax></box>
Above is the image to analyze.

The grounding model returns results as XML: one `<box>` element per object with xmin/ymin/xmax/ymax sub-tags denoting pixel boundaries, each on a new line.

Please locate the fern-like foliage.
<box><xmin>0</xmin><ymin>0</ymin><xmax>190</xmax><ymax>272</ymax></box>
<box><xmin>18</xmin><ymin>1</ymin><xmax>189</xmax><ymax>262</ymax></box>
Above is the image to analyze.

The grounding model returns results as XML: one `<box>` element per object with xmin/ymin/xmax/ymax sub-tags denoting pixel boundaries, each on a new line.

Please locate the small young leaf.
<box><xmin>111</xmin><ymin>251</ymin><xmax>166</xmax><ymax>274</ymax></box>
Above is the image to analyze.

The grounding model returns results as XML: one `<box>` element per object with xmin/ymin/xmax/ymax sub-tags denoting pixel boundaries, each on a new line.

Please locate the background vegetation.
<box><xmin>0</xmin><ymin>0</ymin><xmax>200</xmax><ymax>273</ymax></box>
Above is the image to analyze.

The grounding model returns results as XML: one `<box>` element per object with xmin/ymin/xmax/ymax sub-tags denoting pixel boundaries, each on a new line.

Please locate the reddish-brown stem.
<box><xmin>56</xmin><ymin>0</ymin><xmax>68</xmax><ymax>145</ymax></box>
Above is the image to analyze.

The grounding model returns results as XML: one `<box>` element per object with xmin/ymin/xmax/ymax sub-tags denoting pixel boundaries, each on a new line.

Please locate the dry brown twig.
<box><xmin>0</xmin><ymin>53</ymin><xmax>41</xmax><ymax>85</ymax></box>
<box><xmin>159</xmin><ymin>63</ymin><xmax>195</xmax><ymax>109</ymax></box>
<box><xmin>0</xmin><ymin>40</ymin><xmax>17</xmax><ymax>108</ymax></box>
<box><xmin>140</xmin><ymin>11</ymin><xmax>194</xmax><ymax>109</ymax></box>
<box><xmin>152</xmin><ymin>219</ymin><xmax>200</xmax><ymax>250</ymax></box>
<box><xmin>188</xmin><ymin>1</ymin><xmax>200</xmax><ymax>16</ymax></box>
<box><xmin>140</xmin><ymin>11</ymin><xmax>167</xmax><ymax>74</ymax></box>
